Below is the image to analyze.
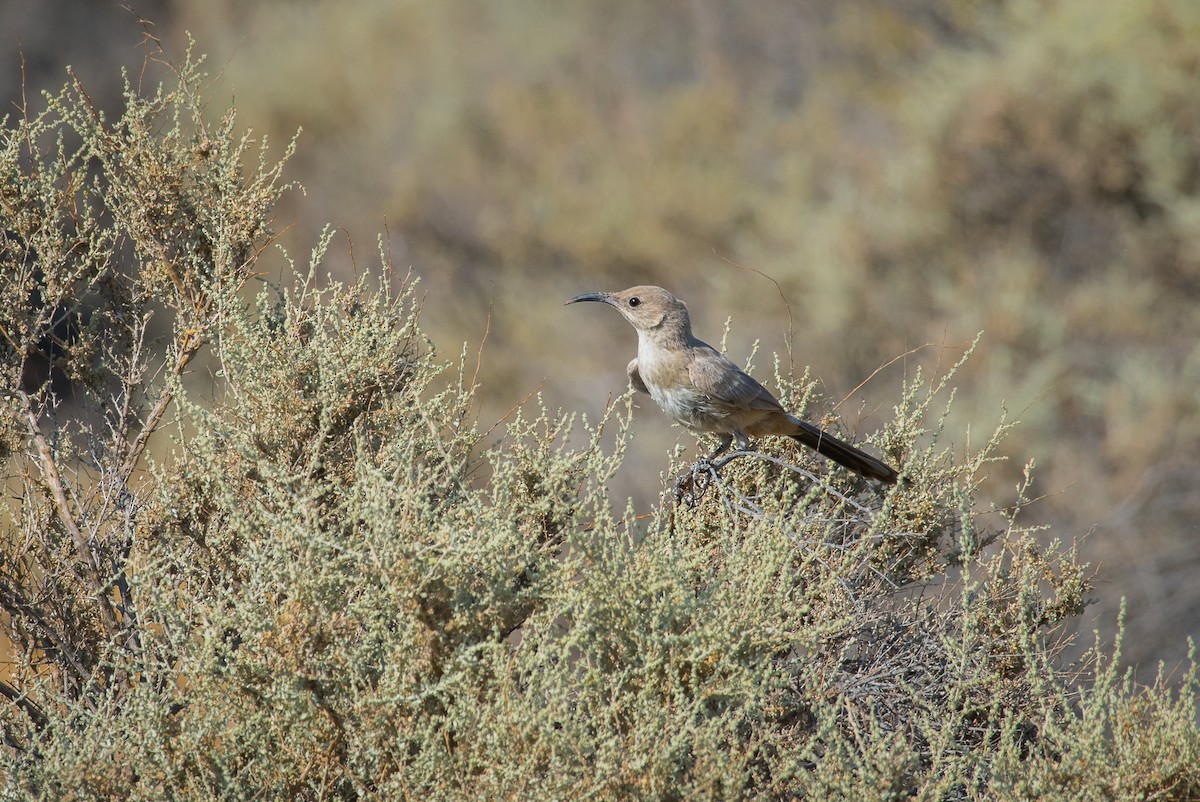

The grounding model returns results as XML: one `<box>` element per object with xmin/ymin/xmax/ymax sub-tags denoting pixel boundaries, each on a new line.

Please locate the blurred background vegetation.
<box><xmin>5</xmin><ymin>0</ymin><xmax>1198</xmax><ymax>681</ymax></box>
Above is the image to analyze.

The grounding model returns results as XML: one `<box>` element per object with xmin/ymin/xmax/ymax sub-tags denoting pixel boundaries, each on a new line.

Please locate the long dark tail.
<box><xmin>790</xmin><ymin>420</ymin><xmax>899</xmax><ymax>484</ymax></box>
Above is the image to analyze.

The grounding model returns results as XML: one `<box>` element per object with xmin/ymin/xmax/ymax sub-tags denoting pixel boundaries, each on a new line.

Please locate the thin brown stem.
<box><xmin>119</xmin><ymin>328</ymin><xmax>204</xmax><ymax>482</ymax></box>
<box><xmin>0</xmin><ymin>579</ymin><xmax>91</xmax><ymax>686</ymax></box>
<box><xmin>17</xmin><ymin>390</ymin><xmax>119</xmax><ymax>636</ymax></box>
<box><xmin>0</xmin><ymin>679</ymin><xmax>48</xmax><ymax>731</ymax></box>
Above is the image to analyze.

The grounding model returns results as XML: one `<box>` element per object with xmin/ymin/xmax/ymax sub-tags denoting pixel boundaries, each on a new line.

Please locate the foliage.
<box><xmin>165</xmin><ymin>0</ymin><xmax>1200</xmax><ymax>674</ymax></box>
<box><xmin>1</xmin><ymin>41</ymin><xmax>1198</xmax><ymax>802</ymax></box>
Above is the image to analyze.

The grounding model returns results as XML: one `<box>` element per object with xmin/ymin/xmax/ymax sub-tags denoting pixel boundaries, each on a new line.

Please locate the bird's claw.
<box><xmin>672</xmin><ymin>457</ymin><xmax>721</xmax><ymax>507</ymax></box>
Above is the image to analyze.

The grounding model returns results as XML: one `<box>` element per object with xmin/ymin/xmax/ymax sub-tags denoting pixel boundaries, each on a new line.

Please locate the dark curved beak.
<box><xmin>565</xmin><ymin>291</ymin><xmax>612</xmax><ymax>306</ymax></box>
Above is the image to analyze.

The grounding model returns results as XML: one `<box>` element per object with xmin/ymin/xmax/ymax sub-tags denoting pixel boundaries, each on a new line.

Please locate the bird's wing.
<box><xmin>626</xmin><ymin>358</ymin><xmax>650</xmax><ymax>395</ymax></box>
<box><xmin>688</xmin><ymin>347</ymin><xmax>785</xmax><ymax>412</ymax></box>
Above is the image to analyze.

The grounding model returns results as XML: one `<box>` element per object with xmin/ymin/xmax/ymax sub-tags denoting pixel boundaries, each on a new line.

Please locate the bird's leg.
<box><xmin>710</xmin><ymin>433</ymin><xmax>751</xmax><ymax>470</ymax></box>
<box><xmin>693</xmin><ymin>435</ymin><xmax>732</xmax><ymax>478</ymax></box>
<box><xmin>705</xmin><ymin>434</ymin><xmax>735</xmax><ymax>463</ymax></box>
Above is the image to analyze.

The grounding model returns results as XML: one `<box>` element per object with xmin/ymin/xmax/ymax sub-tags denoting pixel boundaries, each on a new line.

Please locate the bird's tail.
<box><xmin>789</xmin><ymin>419</ymin><xmax>899</xmax><ymax>485</ymax></box>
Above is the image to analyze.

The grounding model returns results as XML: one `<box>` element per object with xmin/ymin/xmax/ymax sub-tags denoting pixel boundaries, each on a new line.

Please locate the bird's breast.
<box><xmin>636</xmin><ymin>338</ymin><xmax>727</xmax><ymax>431</ymax></box>
<box><xmin>647</xmin><ymin>383</ymin><xmax>712</xmax><ymax>427</ymax></box>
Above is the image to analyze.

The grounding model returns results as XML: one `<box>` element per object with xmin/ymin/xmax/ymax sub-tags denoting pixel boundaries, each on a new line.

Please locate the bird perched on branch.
<box><xmin>567</xmin><ymin>285</ymin><xmax>898</xmax><ymax>484</ymax></box>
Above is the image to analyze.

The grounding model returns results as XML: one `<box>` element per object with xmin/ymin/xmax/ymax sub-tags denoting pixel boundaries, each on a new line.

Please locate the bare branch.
<box><xmin>16</xmin><ymin>389</ymin><xmax>119</xmax><ymax>636</ymax></box>
<box><xmin>119</xmin><ymin>328</ymin><xmax>204</xmax><ymax>482</ymax></box>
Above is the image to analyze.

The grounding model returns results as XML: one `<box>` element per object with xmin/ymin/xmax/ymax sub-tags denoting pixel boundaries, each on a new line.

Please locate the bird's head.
<box><xmin>566</xmin><ymin>285</ymin><xmax>690</xmax><ymax>333</ymax></box>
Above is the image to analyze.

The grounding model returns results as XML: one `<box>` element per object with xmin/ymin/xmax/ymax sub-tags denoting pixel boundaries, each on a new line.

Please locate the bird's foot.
<box><xmin>672</xmin><ymin>457</ymin><xmax>719</xmax><ymax>507</ymax></box>
<box><xmin>672</xmin><ymin>449</ymin><xmax>760</xmax><ymax>507</ymax></box>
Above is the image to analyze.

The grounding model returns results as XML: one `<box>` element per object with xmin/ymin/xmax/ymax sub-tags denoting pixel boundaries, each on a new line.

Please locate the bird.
<box><xmin>566</xmin><ymin>285</ymin><xmax>899</xmax><ymax>484</ymax></box>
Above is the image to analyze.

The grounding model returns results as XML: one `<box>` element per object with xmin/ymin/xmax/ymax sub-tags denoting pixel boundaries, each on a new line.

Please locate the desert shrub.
<box><xmin>151</xmin><ymin>3</ymin><xmax>1200</xmax><ymax>676</ymax></box>
<box><xmin>1</xmin><ymin>43</ymin><xmax>1197</xmax><ymax>802</ymax></box>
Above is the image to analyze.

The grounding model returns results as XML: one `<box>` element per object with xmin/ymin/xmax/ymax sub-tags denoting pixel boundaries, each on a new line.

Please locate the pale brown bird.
<box><xmin>567</xmin><ymin>285</ymin><xmax>899</xmax><ymax>484</ymax></box>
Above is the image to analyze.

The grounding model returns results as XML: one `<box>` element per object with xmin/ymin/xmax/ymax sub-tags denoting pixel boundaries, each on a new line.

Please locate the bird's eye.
<box><xmin>628</xmin><ymin>297</ymin><xmax>641</xmax><ymax>307</ymax></box>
